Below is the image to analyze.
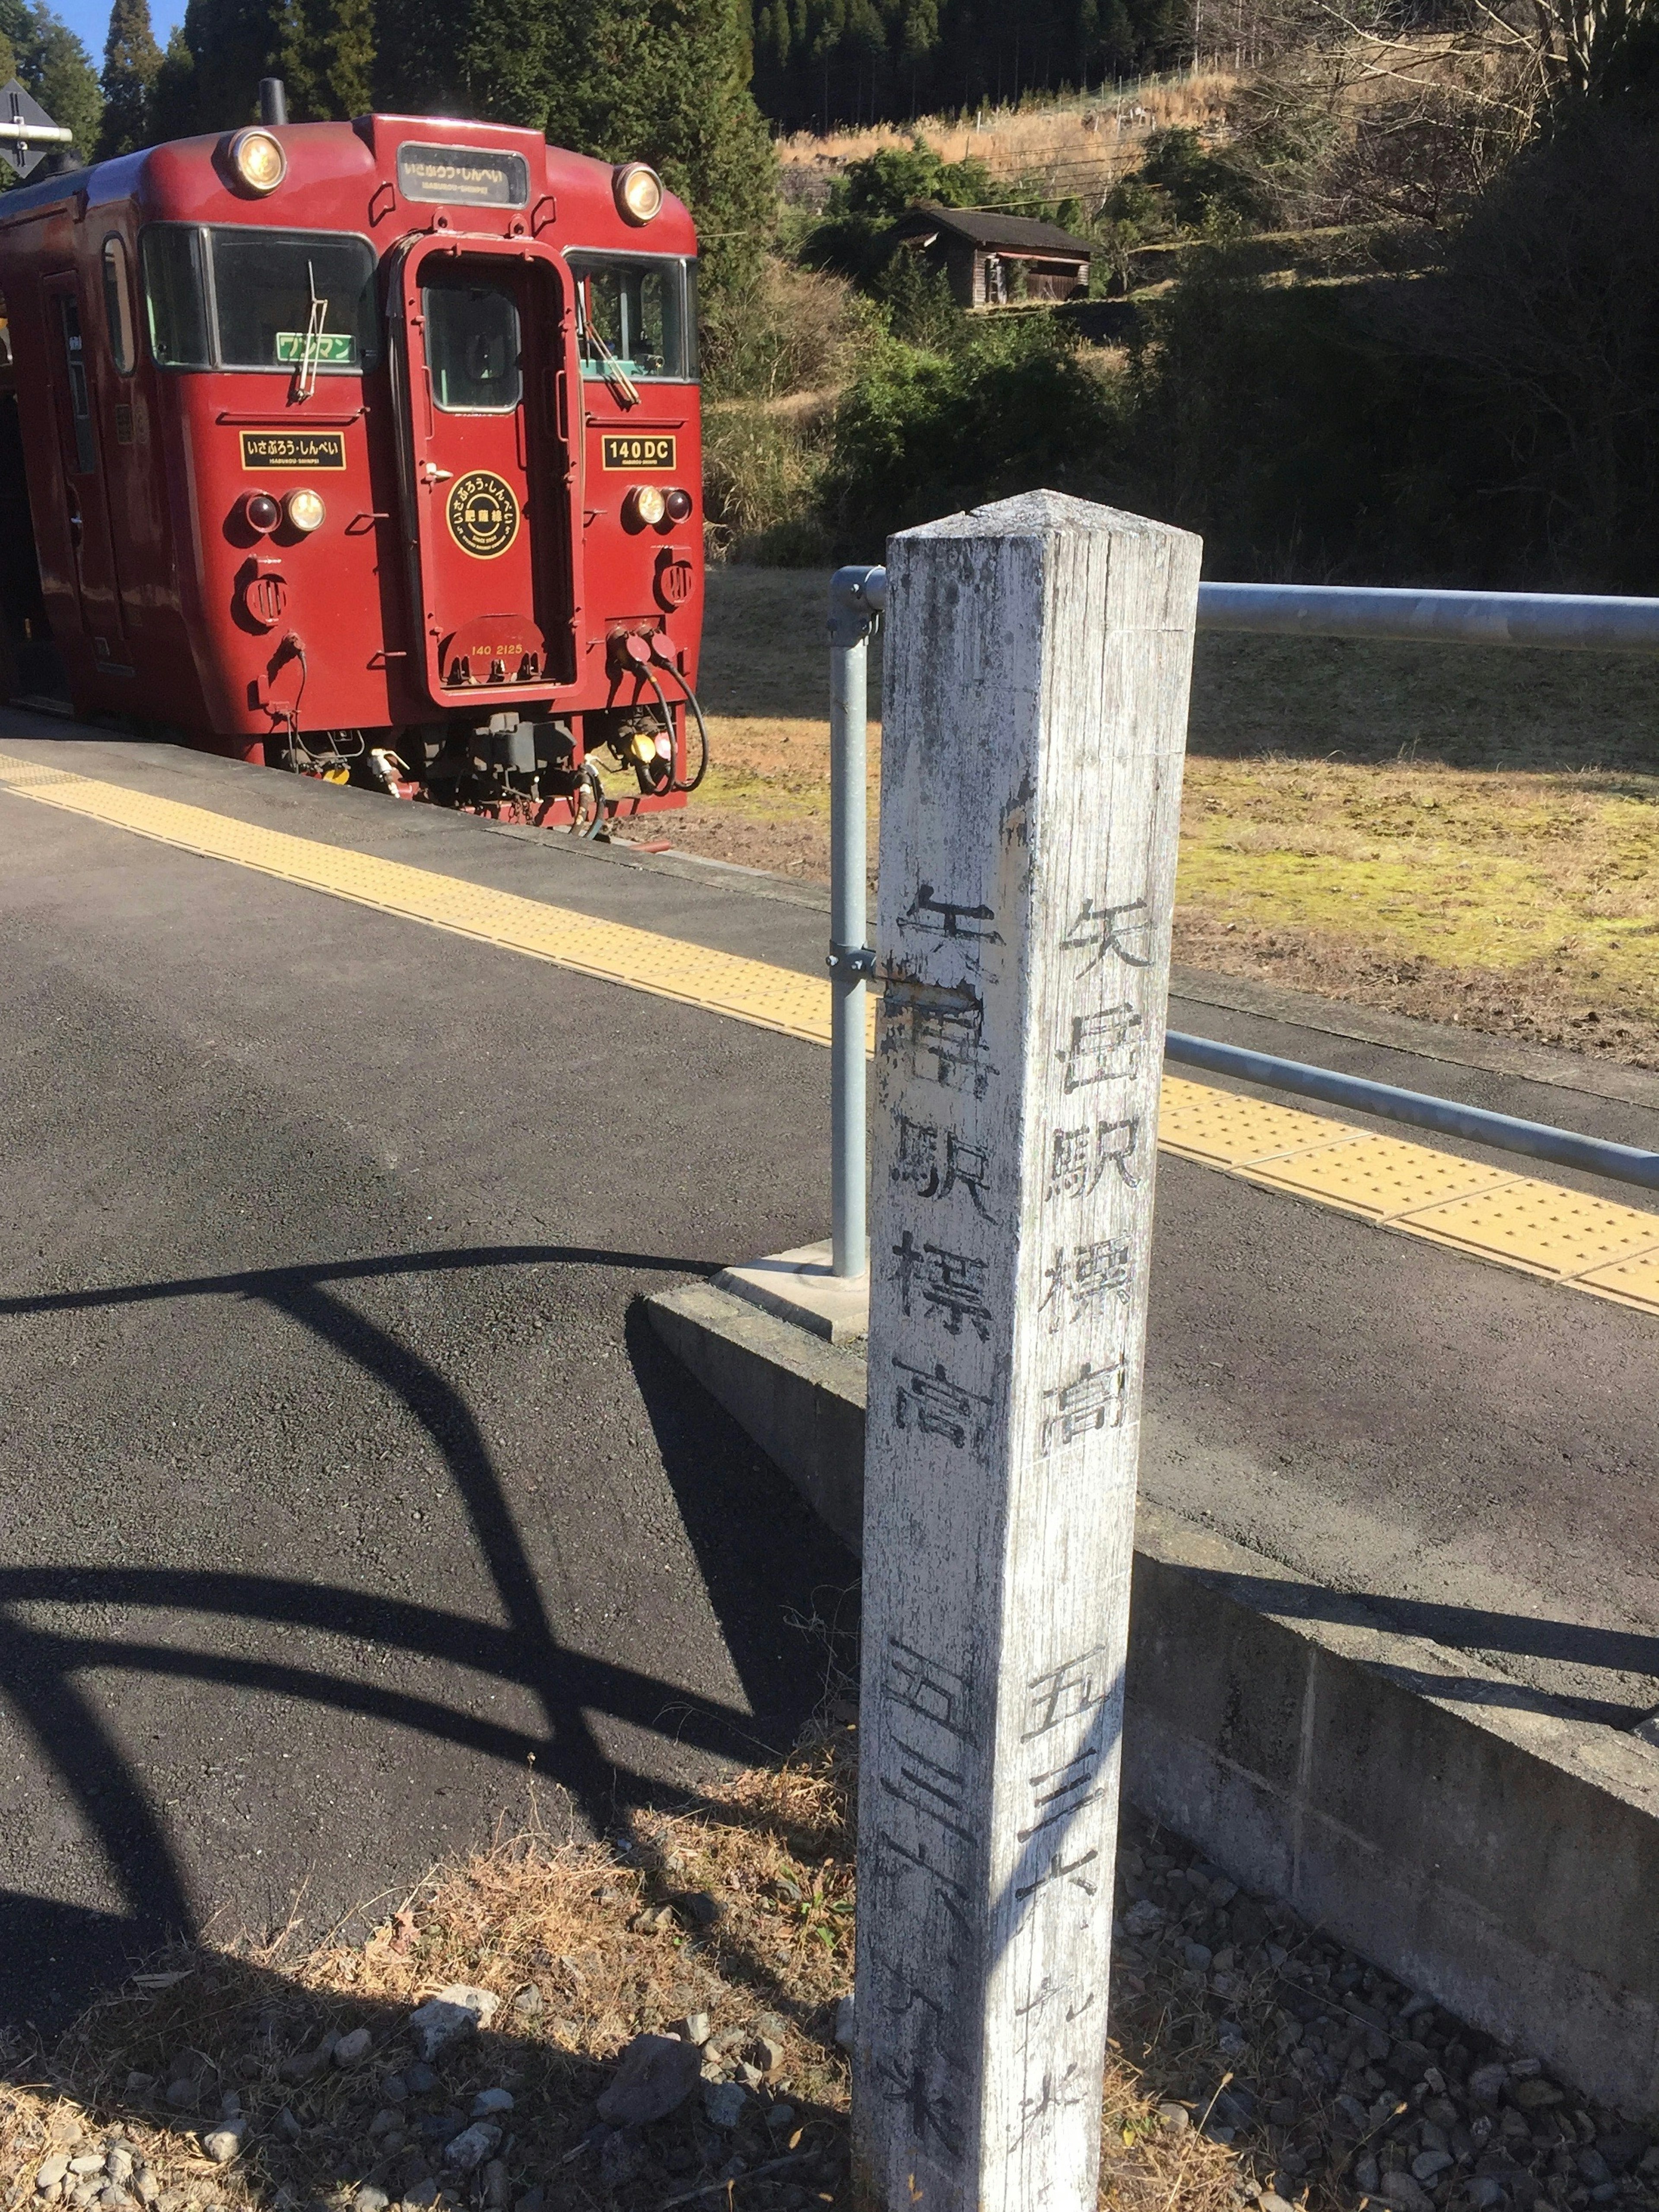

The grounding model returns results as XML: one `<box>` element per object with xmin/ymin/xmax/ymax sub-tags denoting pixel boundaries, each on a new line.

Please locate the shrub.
<box><xmin>822</xmin><ymin>319</ymin><xmax>1123</xmax><ymax>553</ymax></box>
<box><xmin>699</xmin><ymin>256</ymin><xmax>880</xmax><ymax>402</ymax></box>
<box><xmin>701</xmin><ymin>398</ymin><xmax>833</xmax><ymax>561</ymax></box>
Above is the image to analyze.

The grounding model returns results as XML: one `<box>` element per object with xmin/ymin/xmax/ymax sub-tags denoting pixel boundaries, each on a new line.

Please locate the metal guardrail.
<box><xmin>826</xmin><ymin>564</ymin><xmax>1659</xmax><ymax>1273</ymax></box>
<box><xmin>1165</xmin><ymin>1032</ymin><xmax>1659</xmax><ymax>1191</ymax></box>
<box><xmin>1196</xmin><ymin>583</ymin><xmax>1659</xmax><ymax>652</ymax></box>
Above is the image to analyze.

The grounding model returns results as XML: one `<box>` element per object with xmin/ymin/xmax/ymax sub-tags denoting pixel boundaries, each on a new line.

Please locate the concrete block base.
<box><xmin>714</xmin><ymin>1239</ymin><xmax>870</xmax><ymax>1345</ymax></box>
<box><xmin>647</xmin><ymin>1278</ymin><xmax>1659</xmax><ymax>2119</ymax></box>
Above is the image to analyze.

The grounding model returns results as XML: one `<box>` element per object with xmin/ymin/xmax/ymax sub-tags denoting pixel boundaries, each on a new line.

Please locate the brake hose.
<box><xmin>642</xmin><ymin>655</ymin><xmax>710</xmax><ymax>794</ymax></box>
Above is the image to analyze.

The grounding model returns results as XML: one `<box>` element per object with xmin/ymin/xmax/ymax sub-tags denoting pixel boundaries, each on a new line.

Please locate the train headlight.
<box><xmin>285</xmin><ymin>487</ymin><xmax>325</xmax><ymax>533</ymax></box>
<box><xmin>227</xmin><ymin>127</ymin><xmax>286</xmax><ymax>194</ymax></box>
<box><xmin>664</xmin><ymin>487</ymin><xmax>694</xmax><ymax>521</ymax></box>
<box><xmin>627</xmin><ymin>484</ymin><xmax>667</xmax><ymax>527</ymax></box>
<box><xmin>242</xmin><ymin>490</ymin><xmax>281</xmax><ymax>534</ymax></box>
<box><xmin>613</xmin><ymin>163</ymin><xmax>662</xmax><ymax>226</ymax></box>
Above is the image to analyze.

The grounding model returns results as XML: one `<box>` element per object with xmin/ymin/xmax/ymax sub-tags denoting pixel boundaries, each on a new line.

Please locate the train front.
<box><xmin>138</xmin><ymin>107</ymin><xmax>706</xmax><ymax>829</ymax></box>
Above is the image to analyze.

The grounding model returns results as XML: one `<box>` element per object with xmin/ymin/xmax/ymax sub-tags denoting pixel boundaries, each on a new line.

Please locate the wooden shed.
<box><xmin>889</xmin><ymin>203</ymin><xmax>1093</xmax><ymax>308</ymax></box>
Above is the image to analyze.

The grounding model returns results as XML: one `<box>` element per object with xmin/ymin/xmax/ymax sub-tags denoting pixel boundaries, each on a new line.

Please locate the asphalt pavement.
<box><xmin>2</xmin><ymin>720</ymin><xmax>1656</xmax><ymax>2029</ymax></box>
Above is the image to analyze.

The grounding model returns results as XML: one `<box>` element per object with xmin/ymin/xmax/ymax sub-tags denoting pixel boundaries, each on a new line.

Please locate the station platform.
<box><xmin>2</xmin><ymin>711</ymin><xmax>1656</xmax><ymax>2025</ymax></box>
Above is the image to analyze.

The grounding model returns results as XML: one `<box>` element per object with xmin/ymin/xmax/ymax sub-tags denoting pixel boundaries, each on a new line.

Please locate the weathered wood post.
<box><xmin>853</xmin><ymin>491</ymin><xmax>1201</xmax><ymax>2212</ymax></box>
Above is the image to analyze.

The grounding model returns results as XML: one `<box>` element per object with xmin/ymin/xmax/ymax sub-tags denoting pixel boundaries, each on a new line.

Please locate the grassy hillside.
<box><xmin>639</xmin><ymin>574</ymin><xmax>1659</xmax><ymax>1071</ymax></box>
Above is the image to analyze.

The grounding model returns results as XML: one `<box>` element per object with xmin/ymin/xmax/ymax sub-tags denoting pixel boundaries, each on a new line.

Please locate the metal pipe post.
<box><xmin>827</xmin><ymin>564</ymin><xmax>886</xmax><ymax>1278</ymax></box>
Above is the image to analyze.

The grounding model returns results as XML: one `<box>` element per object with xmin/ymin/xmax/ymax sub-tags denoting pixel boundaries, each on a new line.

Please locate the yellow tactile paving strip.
<box><xmin>0</xmin><ymin>751</ymin><xmax>844</xmax><ymax>1049</ymax></box>
<box><xmin>1156</xmin><ymin>1075</ymin><xmax>1659</xmax><ymax>1313</ymax></box>
<box><xmin>3</xmin><ymin>750</ymin><xmax>1657</xmax><ymax>1317</ymax></box>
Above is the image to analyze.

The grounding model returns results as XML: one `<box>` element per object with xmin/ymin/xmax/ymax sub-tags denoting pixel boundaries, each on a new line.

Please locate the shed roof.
<box><xmin>892</xmin><ymin>202</ymin><xmax>1093</xmax><ymax>257</ymax></box>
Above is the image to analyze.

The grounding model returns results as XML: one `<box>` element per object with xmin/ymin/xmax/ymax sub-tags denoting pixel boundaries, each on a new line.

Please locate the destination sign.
<box><xmin>600</xmin><ymin>433</ymin><xmax>676</xmax><ymax>471</ymax></box>
<box><xmin>397</xmin><ymin>142</ymin><xmax>530</xmax><ymax>208</ymax></box>
<box><xmin>239</xmin><ymin>430</ymin><xmax>347</xmax><ymax>470</ymax></box>
<box><xmin>274</xmin><ymin>332</ymin><xmax>356</xmax><ymax>365</ymax></box>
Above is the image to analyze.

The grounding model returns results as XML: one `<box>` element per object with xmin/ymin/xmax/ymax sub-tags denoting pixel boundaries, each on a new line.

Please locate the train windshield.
<box><xmin>570</xmin><ymin>256</ymin><xmax>694</xmax><ymax>383</ymax></box>
<box><xmin>141</xmin><ymin>226</ymin><xmax>377</xmax><ymax>372</ymax></box>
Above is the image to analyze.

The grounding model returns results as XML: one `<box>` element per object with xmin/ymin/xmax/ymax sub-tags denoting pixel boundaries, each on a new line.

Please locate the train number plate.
<box><xmin>600</xmin><ymin>433</ymin><xmax>676</xmax><ymax>471</ymax></box>
<box><xmin>239</xmin><ymin>430</ymin><xmax>348</xmax><ymax>470</ymax></box>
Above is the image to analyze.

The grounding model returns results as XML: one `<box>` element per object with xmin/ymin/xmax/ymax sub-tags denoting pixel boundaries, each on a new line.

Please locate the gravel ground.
<box><xmin>3</xmin><ymin>1743</ymin><xmax>1652</xmax><ymax>2212</ymax></box>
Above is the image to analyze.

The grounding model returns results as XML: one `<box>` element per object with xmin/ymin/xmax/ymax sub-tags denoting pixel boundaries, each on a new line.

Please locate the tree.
<box><xmin>374</xmin><ymin>0</ymin><xmax>778</xmax><ymax>293</ymax></box>
<box><xmin>280</xmin><ymin>0</ymin><xmax>375</xmax><ymax>118</ymax></box>
<box><xmin>147</xmin><ymin>22</ymin><xmax>196</xmax><ymax>136</ymax></box>
<box><xmin>557</xmin><ymin>0</ymin><xmax>778</xmax><ymax>292</ymax></box>
<box><xmin>174</xmin><ymin>0</ymin><xmax>295</xmax><ymax>129</ymax></box>
<box><xmin>98</xmin><ymin>0</ymin><xmax>162</xmax><ymax>157</ymax></box>
<box><xmin>0</xmin><ymin>1</ymin><xmax>103</xmax><ymax>163</ymax></box>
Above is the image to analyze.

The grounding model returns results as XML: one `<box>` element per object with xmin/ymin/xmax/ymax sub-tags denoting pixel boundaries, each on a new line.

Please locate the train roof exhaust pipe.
<box><xmin>258</xmin><ymin>77</ymin><xmax>287</xmax><ymax>125</ymax></box>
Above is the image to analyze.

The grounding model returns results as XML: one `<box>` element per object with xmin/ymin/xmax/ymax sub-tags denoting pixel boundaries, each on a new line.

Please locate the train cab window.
<box><xmin>570</xmin><ymin>256</ymin><xmax>693</xmax><ymax>382</ymax></box>
<box><xmin>140</xmin><ymin>224</ymin><xmax>375</xmax><ymax>372</ymax></box>
<box><xmin>422</xmin><ymin>278</ymin><xmax>522</xmax><ymax>413</ymax></box>
<box><xmin>102</xmin><ymin>236</ymin><xmax>136</xmax><ymax>374</ymax></box>
<box><xmin>142</xmin><ymin>226</ymin><xmax>210</xmax><ymax>366</ymax></box>
<box><xmin>210</xmin><ymin>230</ymin><xmax>376</xmax><ymax>371</ymax></box>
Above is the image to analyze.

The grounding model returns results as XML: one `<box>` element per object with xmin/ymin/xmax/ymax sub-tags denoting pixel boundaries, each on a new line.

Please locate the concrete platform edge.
<box><xmin>645</xmin><ymin>1281</ymin><xmax>1659</xmax><ymax>2117</ymax></box>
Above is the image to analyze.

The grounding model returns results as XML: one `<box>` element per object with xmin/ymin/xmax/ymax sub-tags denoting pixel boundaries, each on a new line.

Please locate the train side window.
<box><xmin>422</xmin><ymin>280</ymin><xmax>522</xmax><ymax>413</ymax></box>
<box><xmin>102</xmin><ymin>236</ymin><xmax>136</xmax><ymax>374</ymax></box>
<box><xmin>141</xmin><ymin>226</ymin><xmax>210</xmax><ymax>367</ymax></box>
<box><xmin>58</xmin><ymin>298</ymin><xmax>97</xmax><ymax>474</ymax></box>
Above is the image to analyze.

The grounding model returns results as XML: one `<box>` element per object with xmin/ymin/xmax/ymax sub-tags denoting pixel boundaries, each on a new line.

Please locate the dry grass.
<box><xmin>4</xmin><ymin>1734</ymin><xmax>1641</xmax><ymax>2212</ymax></box>
<box><xmin>773</xmin><ymin>74</ymin><xmax>1239</xmax><ymax>203</ymax></box>
<box><xmin>0</xmin><ymin>1742</ymin><xmax>1265</xmax><ymax>2212</ymax></box>
<box><xmin>668</xmin><ymin>574</ymin><xmax>1659</xmax><ymax>1067</ymax></box>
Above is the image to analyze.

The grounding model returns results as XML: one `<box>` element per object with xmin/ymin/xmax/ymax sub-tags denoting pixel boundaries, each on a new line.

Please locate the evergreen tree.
<box><xmin>0</xmin><ymin>1</ymin><xmax>103</xmax><ymax>163</ymax></box>
<box><xmin>98</xmin><ymin>0</ymin><xmax>162</xmax><ymax>156</ymax></box>
<box><xmin>147</xmin><ymin>21</ymin><xmax>197</xmax><ymax>137</ymax></box>
<box><xmin>168</xmin><ymin>0</ymin><xmax>281</xmax><ymax>131</ymax></box>
<box><xmin>373</xmin><ymin>0</ymin><xmax>776</xmax><ymax>292</ymax></box>
<box><xmin>751</xmin><ymin>0</ymin><xmax>1189</xmax><ymax>130</ymax></box>
<box><xmin>559</xmin><ymin>0</ymin><xmax>777</xmax><ymax>291</ymax></box>
<box><xmin>280</xmin><ymin>0</ymin><xmax>375</xmax><ymax>119</ymax></box>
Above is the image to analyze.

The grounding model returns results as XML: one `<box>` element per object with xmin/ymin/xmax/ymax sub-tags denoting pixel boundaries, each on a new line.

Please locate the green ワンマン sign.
<box><xmin>275</xmin><ymin>332</ymin><xmax>356</xmax><ymax>366</ymax></box>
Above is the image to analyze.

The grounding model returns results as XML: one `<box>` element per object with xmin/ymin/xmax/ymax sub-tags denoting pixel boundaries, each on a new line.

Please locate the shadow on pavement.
<box><xmin>0</xmin><ymin>1244</ymin><xmax>852</xmax><ymax>2028</ymax></box>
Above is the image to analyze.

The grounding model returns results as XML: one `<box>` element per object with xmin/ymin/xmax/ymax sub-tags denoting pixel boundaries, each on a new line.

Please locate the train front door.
<box><xmin>40</xmin><ymin>271</ymin><xmax>129</xmax><ymax>671</ymax></box>
<box><xmin>392</xmin><ymin>238</ymin><xmax>578</xmax><ymax>703</ymax></box>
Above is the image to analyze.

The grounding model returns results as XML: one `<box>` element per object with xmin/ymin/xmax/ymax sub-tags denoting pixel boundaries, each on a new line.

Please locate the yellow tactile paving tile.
<box><xmin>1155</xmin><ymin>1076</ymin><xmax>1368</xmax><ymax>1168</ymax></box>
<box><xmin>3</xmin><ymin>747</ymin><xmax>1656</xmax><ymax>1319</ymax></box>
<box><xmin>0</xmin><ymin>750</ymin><xmax>839</xmax><ymax>1049</ymax></box>
<box><xmin>1247</xmin><ymin>1133</ymin><xmax>1520</xmax><ymax>1221</ymax></box>
<box><xmin>1574</xmin><ymin>1248</ymin><xmax>1659</xmax><ymax>1313</ymax></box>
<box><xmin>1400</xmin><ymin>1178</ymin><xmax>1659</xmax><ymax>1281</ymax></box>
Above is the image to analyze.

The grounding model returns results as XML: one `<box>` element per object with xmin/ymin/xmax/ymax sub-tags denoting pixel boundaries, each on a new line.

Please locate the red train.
<box><xmin>0</xmin><ymin>84</ymin><xmax>708</xmax><ymax>831</ymax></box>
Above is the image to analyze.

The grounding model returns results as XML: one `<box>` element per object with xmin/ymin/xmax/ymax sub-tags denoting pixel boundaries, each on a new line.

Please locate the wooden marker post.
<box><xmin>853</xmin><ymin>492</ymin><xmax>1201</xmax><ymax>2212</ymax></box>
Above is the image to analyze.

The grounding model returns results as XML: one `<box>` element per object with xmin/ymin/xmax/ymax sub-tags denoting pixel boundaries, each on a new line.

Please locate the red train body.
<box><xmin>0</xmin><ymin>102</ymin><xmax>707</xmax><ymax>827</ymax></box>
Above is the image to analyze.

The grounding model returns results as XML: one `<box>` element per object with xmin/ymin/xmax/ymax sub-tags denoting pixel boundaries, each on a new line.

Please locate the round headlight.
<box><xmin>227</xmin><ymin>127</ymin><xmax>286</xmax><ymax>195</ymax></box>
<box><xmin>242</xmin><ymin>490</ymin><xmax>281</xmax><ymax>534</ymax></box>
<box><xmin>285</xmin><ymin>488</ymin><xmax>325</xmax><ymax>533</ymax></box>
<box><xmin>614</xmin><ymin>162</ymin><xmax>662</xmax><ymax>226</ymax></box>
<box><xmin>664</xmin><ymin>486</ymin><xmax>694</xmax><ymax>521</ymax></box>
<box><xmin>628</xmin><ymin>484</ymin><xmax>667</xmax><ymax>527</ymax></box>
